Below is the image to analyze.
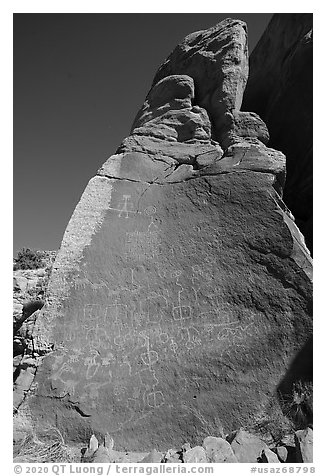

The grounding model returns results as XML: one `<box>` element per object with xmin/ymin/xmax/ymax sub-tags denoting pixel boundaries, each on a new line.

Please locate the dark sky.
<box><xmin>13</xmin><ymin>13</ymin><xmax>273</xmax><ymax>254</ymax></box>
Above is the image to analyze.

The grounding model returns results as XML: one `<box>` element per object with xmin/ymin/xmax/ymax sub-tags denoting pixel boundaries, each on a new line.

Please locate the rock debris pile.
<box><xmin>80</xmin><ymin>429</ymin><xmax>313</xmax><ymax>464</ymax></box>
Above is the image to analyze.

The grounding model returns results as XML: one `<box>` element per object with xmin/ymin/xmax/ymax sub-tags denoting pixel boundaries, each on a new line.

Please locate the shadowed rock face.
<box><xmin>16</xmin><ymin>18</ymin><xmax>312</xmax><ymax>451</ymax></box>
<box><xmin>243</xmin><ymin>14</ymin><xmax>313</xmax><ymax>254</ymax></box>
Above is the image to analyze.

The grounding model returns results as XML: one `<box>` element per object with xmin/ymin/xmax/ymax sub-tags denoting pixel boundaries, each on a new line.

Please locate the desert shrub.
<box><xmin>14</xmin><ymin>248</ymin><xmax>45</xmax><ymax>270</ymax></box>
<box><xmin>282</xmin><ymin>381</ymin><xmax>313</xmax><ymax>429</ymax></box>
<box><xmin>245</xmin><ymin>398</ymin><xmax>295</xmax><ymax>446</ymax></box>
<box><xmin>13</xmin><ymin>426</ymin><xmax>79</xmax><ymax>463</ymax></box>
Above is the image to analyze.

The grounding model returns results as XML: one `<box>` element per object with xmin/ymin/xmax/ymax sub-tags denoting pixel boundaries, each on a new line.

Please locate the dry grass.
<box><xmin>247</xmin><ymin>405</ymin><xmax>294</xmax><ymax>446</ymax></box>
<box><xmin>246</xmin><ymin>381</ymin><xmax>313</xmax><ymax>446</ymax></box>
<box><xmin>13</xmin><ymin>425</ymin><xmax>80</xmax><ymax>463</ymax></box>
<box><xmin>280</xmin><ymin>381</ymin><xmax>313</xmax><ymax>429</ymax></box>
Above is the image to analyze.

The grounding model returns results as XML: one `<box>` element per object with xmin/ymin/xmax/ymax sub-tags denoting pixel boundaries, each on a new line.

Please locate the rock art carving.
<box><xmin>16</xmin><ymin>17</ymin><xmax>312</xmax><ymax>452</ymax></box>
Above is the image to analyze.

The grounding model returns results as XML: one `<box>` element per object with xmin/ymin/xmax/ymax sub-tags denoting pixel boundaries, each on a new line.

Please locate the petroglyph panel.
<box><xmin>46</xmin><ymin>185</ymin><xmax>263</xmax><ymax>435</ymax></box>
<box><xmin>39</xmin><ymin>173</ymin><xmax>297</xmax><ymax>452</ymax></box>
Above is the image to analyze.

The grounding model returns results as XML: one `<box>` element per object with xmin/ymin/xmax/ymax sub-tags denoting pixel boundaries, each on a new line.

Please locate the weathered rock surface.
<box><xmin>163</xmin><ymin>449</ymin><xmax>183</xmax><ymax>463</ymax></box>
<box><xmin>183</xmin><ymin>446</ymin><xmax>207</xmax><ymax>463</ymax></box>
<box><xmin>203</xmin><ymin>436</ymin><xmax>238</xmax><ymax>462</ymax></box>
<box><xmin>243</xmin><ymin>14</ymin><xmax>313</xmax><ymax>253</ymax></box>
<box><xmin>15</xmin><ymin>18</ymin><xmax>312</xmax><ymax>454</ymax></box>
<box><xmin>139</xmin><ymin>449</ymin><xmax>164</xmax><ymax>463</ymax></box>
<box><xmin>153</xmin><ymin>18</ymin><xmax>249</xmax><ymax>148</ymax></box>
<box><xmin>132</xmin><ymin>75</ymin><xmax>212</xmax><ymax>143</ymax></box>
<box><xmin>275</xmin><ymin>445</ymin><xmax>288</xmax><ymax>463</ymax></box>
<box><xmin>14</xmin><ymin>275</ymin><xmax>28</xmax><ymax>293</ymax></box>
<box><xmin>81</xmin><ymin>434</ymin><xmax>147</xmax><ymax>463</ymax></box>
<box><xmin>13</xmin><ymin>255</ymin><xmax>56</xmax><ymax>414</ymax></box>
<box><xmin>261</xmin><ymin>448</ymin><xmax>279</xmax><ymax>463</ymax></box>
<box><xmin>227</xmin><ymin>429</ymin><xmax>269</xmax><ymax>463</ymax></box>
<box><xmin>295</xmin><ymin>427</ymin><xmax>313</xmax><ymax>463</ymax></box>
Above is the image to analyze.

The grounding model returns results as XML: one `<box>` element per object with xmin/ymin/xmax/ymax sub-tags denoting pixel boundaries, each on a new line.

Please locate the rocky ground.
<box><xmin>80</xmin><ymin>428</ymin><xmax>313</xmax><ymax>463</ymax></box>
<box><xmin>13</xmin><ymin>251</ymin><xmax>56</xmax><ymax>412</ymax></box>
<box><xmin>14</xmin><ymin>426</ymin><xmax>313</xmax><ymax>464</ymax></box>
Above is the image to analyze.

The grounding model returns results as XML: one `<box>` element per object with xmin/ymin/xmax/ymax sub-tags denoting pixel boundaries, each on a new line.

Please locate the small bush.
<box><xmin>14</xmin><ymin>248</ymin><xmax>45</xmax><ymax>270</ymax></box>
<box><xmin>245</xmin><ymin>398</ymin><xmax>295</xmax><ymax>446</ymax></box>
<box><xmin>284</xmin><ymin>381</ymin><xmax>313</xmax><ymax>429</ymax></box>
<box><xmin>13</xmin><ymin>426</ymin><xmax>79</xmax><ymax>463</ymax></box>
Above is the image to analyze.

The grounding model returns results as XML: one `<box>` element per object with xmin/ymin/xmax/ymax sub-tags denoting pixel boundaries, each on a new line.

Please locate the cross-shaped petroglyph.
<box><xmin>147</xmin><ymin>390</ymin><xmax>165</xmax><ymax>408</ymax></box>
<box><xmin>171</xmin><ymin>270</ymin><xmax>192</xmax><ymax>321</ymax></box>
<box><xmin>141</xmin><ymin>349</ymin><xmax>159</xmax><ymax>368</ymax></box>
<box><xmin>51</xmin><ymin>248</ymin><xmax>259</xmax><ymax>423</ymax></box>
<box><xmin>108</xmin><ymin>194</ymin><xmax>139</xmax><ymax>219</ymax></box>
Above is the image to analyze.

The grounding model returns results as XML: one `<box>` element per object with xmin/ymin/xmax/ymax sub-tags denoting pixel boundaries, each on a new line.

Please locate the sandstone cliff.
<box><xmin>14</xmin><ymin>17</ymin><xmax>312</xmax><ymax>456</ymax></box>
<box><xmin>243</xmin><ymin>14</ymin><xmax>313</xmax><ymax>253</ymax></box>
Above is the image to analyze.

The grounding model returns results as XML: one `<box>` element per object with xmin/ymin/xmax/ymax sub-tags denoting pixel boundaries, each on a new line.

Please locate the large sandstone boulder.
<box><xmin>183</xmin><ymin>446</ymin><xmax>207</xmax><ymax>463</ymax></box>
<box><xmin>203</xmin><ymin>436</ymin><xmax>238</xmax><ymax>463</ymax></box>
<box><xmin>15</xmin><ymin>18</ymin><xmax>312</xmax><ymax>453</ymax></box>
<box><xmin>227</xmin><ymin>429</ymin><xmax>268</xmax><ymax>463</ymax></box>
<box><xmin>243</xmin><ymin>14</ymin><xmax>313</xmax><ymax>253</ymax></box>
<box><xmin>152</xmin><ymin>18</ymin><xmax>250</xmax><ymax>148</ymax></box>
